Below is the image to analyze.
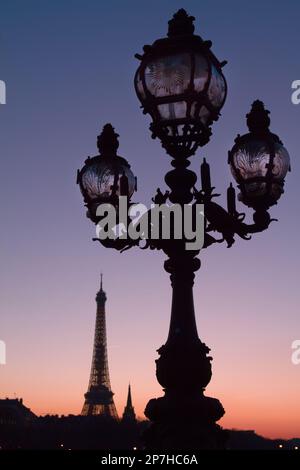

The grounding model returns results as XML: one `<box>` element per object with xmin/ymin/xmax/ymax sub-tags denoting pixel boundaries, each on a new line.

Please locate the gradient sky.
<box><xmin>1</xmin><ymin>0</ymin><xmax>300</xmax><ymax>440</ymax></box>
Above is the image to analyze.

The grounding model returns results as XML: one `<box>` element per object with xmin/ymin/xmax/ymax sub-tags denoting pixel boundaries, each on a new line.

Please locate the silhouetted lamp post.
<box><xmin>77</xmin><ymin>10</ymin><xmax>290</xmax><ymax>449</ymax></box>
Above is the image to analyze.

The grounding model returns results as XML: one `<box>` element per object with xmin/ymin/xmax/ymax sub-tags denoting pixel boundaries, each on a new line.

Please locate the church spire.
<box><xmin>122</xmin><ymin>383</ymin><xmax>136</xmax><ymax>424</ymax></box>
<box><xmin>127</xmin><ymin>383</ymin><xmax>133</xmax><ymax>408</ymax></box>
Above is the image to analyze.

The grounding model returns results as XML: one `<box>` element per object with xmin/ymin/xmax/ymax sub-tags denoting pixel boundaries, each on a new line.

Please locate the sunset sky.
<box><xmin>1</xmin><ymin>0</ymin><xmax>300</xmax><ymax>439</ymax></box>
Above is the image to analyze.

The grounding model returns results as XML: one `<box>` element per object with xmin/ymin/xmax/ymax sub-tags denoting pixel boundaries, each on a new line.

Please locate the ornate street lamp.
<box><xmin>135</xmin><ymin>8</ymin><xmax>227</xmax><ymax>158</ymax></box>
<box><xmin>77</xmin><ymin>10</ymin><xmax>290</xmax><ymax>449</ymax></box>
<box><xmin>229</xmin><ymin>100</ymin><xmax>290</xmax><ymax>210</ymax></box>
<box><xmin>77</xmin><ymin>123</ymin><xmax>137</xmax><ymax>223</ymax></box>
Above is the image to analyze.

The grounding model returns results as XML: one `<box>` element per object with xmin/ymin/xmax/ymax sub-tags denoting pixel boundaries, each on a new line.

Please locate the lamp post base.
<box><xmin>143</xmin><ymin>338</ymin><xmax>227</xmax><ymax>450</ymax></box>
<box><xmin>144</xmin><ymin>393</ymin><xmax>227</xmax><ymax>449</ymax></box>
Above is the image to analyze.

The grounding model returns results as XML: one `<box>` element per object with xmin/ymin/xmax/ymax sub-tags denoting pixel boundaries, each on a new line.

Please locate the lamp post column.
<box><xmin>144</xmin><ymin>157</ymin><xmax>226</xmax><ymax>449</ymax></box>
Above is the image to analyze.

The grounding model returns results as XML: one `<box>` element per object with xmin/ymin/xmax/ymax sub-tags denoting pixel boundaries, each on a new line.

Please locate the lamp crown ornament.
<box><xmin>246</xmin><ymin>100</ymin><xmax>271</xmax><ymax>134</ymax></box>
<box><xmin>167</xmin><ymin>9</ymin><xmax>195</xmax><ymax>37</ymax></box>
<box><xmin>97</xmin><ymin>123</ymin><xmax>119</xmax><ymax>157</ymax></box>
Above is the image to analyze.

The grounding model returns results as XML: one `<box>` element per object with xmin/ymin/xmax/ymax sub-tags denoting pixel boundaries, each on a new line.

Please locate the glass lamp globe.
<box><xmin>229</xmin><ymin>101</ymin><xmax>290</xmax><ymax>209</ymax></box>
<box><xmin>77</xmin><ymin>124</ymin><xmax>136</xmax><ymax>221</ymax></box>
<box><xmin>134</xmin><ymin>9</ymin><xmax>227</xmax><ymax>158</ymax></box>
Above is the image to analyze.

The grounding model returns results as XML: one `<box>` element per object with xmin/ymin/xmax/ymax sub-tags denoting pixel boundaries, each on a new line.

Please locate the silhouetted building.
<box><xmin>0</xmin><ymin>398</ymin><xmax>36</xmax><ymax>425</ymax></box>
<box><xmin>81</xmin><ymin>275</ymin><xmax>118</xmax><ymax>419</ymax></box>
<box><xmin>227</xmin><ymin>430</ymin><xmax>300</xmax><ymax>450</ymax></box>
<box><xmin>122</xmin><ymin>384</ymin><xmax>136</xmax><ymax>424</ymax></box>
<box><xmin>0</xmin><ymin>400</ymin><xmax>299</xmax><ymax>450</ymax></box>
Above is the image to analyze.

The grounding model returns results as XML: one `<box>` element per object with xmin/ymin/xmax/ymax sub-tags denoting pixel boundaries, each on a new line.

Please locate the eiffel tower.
<box><xmin>81</xmin><ymin>275</ymin><xmax>118</xmax><ymax>419</ymax></box>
